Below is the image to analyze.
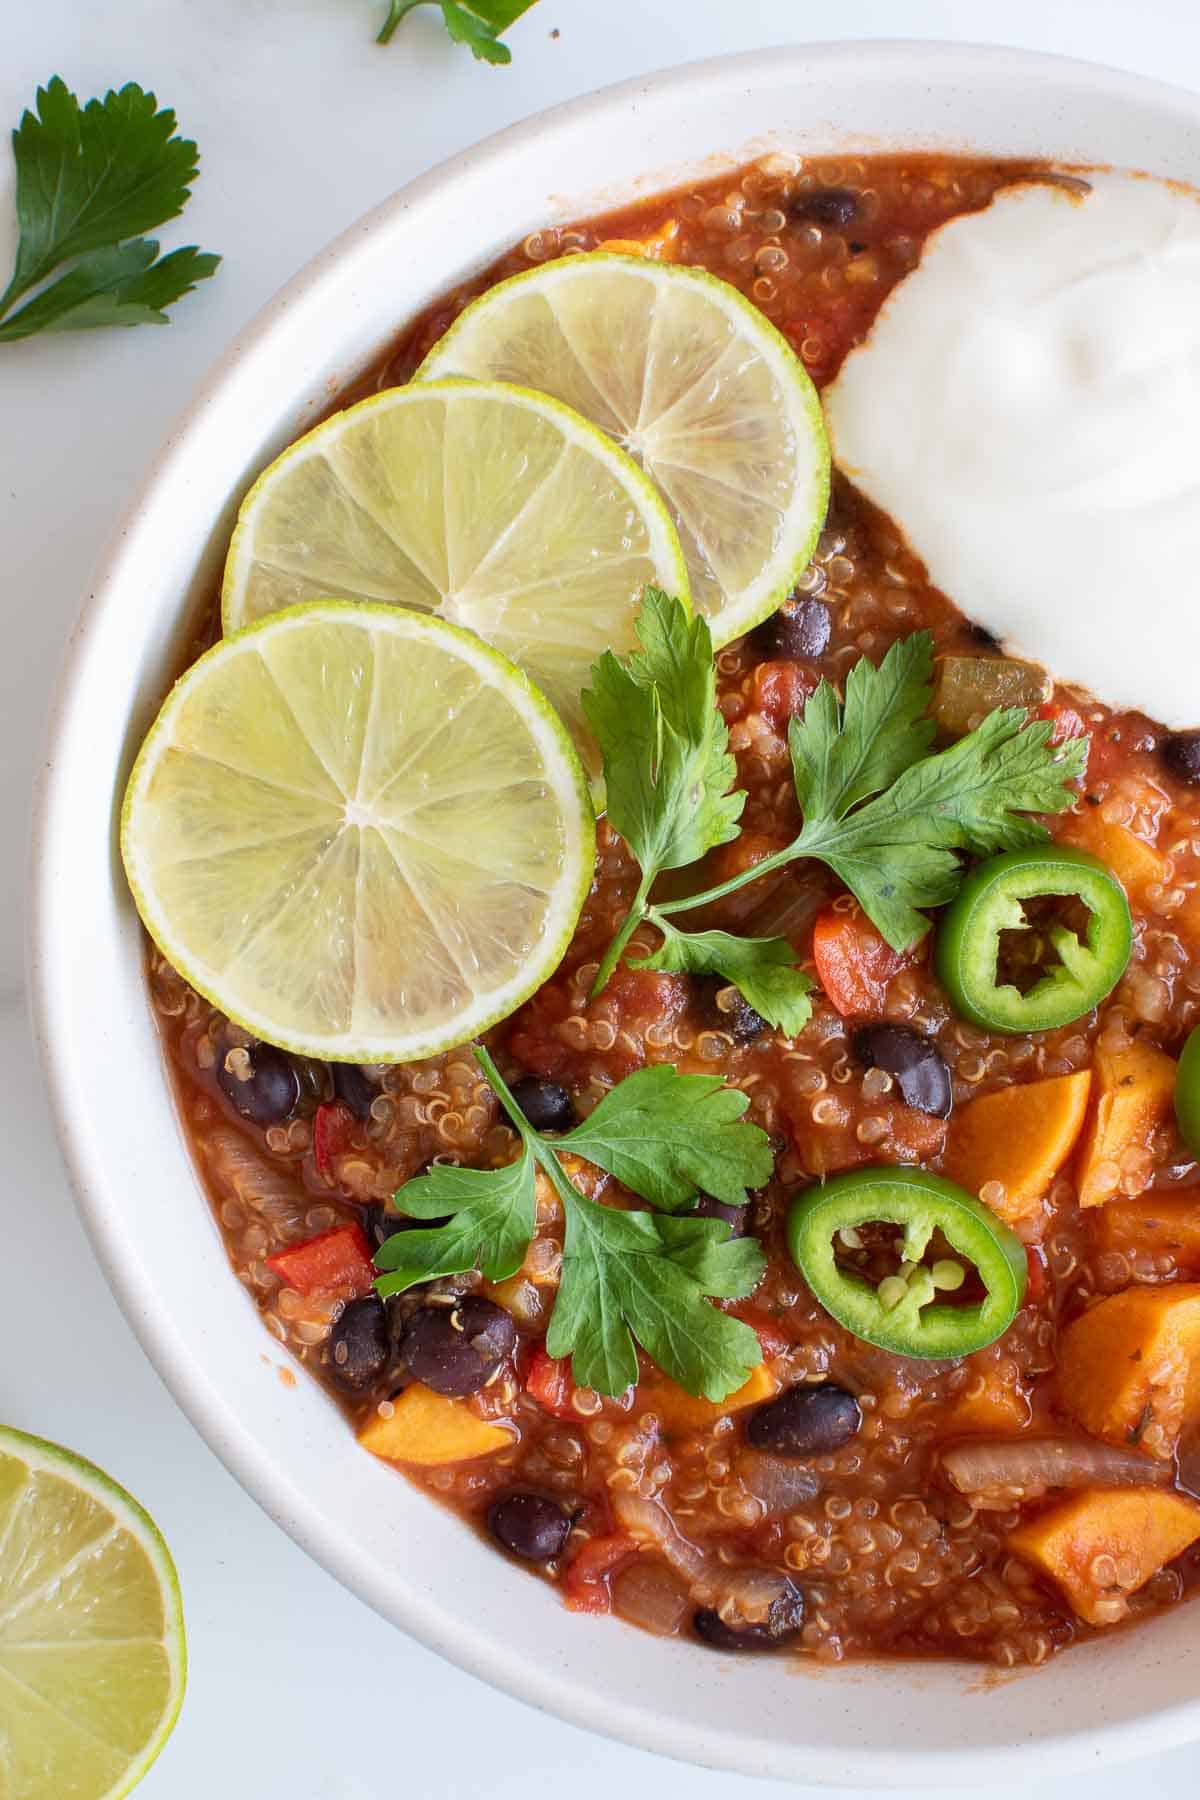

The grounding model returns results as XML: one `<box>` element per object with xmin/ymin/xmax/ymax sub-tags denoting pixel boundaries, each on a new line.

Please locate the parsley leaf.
<box><xmin>377</xmin><ymin>0</ymin><xmax>537</xmax><ymax>60</ymax></box>
<box><xmin>377</xmin><ymin>1047</ymin><xmax>768</xmax><ymax>1399</ymax></box>
<box><xmin>585</xmin><ymin>589</ymin><xmax>745</xmax><ymax>994</ymax></box>
<box><xmin>639</xmin><ymin>633</ymin><xmax>1088</xmax><ymax>957</ymax></box>
<box><xmin>584</xmin><ymin>588</ymin><xmax>743</xmax><ymax>879</ymax></box>
<box><xmin>789</xmin><ymin>704</ymin><xmax>1089</xmax><ymax>948</ymax></box>
<box><xmin>559</xmin><ymin>1064</ymin><xmax>774</xmax><ymax>1211</ymax></box>
<box><xmin>374</xmin><ymin>1149</ymin><xmax>535</xmax><ymax>1296</ymax></box>
<box><xmin>547</xmin><ymin>1195</ymin><xmax>765</xmax><ymax>1401</ymax></box>
<box><xmin>0</xmin><ymin>78</ymin><xmax>219</xmax><ymax>341</ymax></box>
<box><xmin>0</xmin><ymin>241</ymin><xmax>219</xmax><ymax>342</ymax></box>
<box><xmin>789</xmin><ymin>631</ymin><xmax>936</xmax><ymax>819</ymax></box>
<box><xmin>633</xmin><ymin>920</ymin><xmax>816</xmax><ymax>1035</ymax></box>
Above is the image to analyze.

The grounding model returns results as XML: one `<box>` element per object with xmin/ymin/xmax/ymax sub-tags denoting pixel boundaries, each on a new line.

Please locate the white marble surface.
<box><xmin>5</xmin><ymin>2</ymin><xmax>1200</xmax><ymax>1794</ymax></box>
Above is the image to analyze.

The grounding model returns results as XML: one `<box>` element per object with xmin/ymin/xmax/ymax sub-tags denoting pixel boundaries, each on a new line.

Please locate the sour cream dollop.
<box><xmin>825</xmin><ymin>173</ymin><xmax>1200</xmax><ymax>728</ymax></box>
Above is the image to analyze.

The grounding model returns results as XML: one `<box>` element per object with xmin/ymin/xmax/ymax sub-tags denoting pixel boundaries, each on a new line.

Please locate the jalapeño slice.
<box><xmin>1175</xmin><ymin>1025</ymin><xmax>1200</xmax><ymax>1158</ymax></box>
<box><xmin>786</xmin><ymin>1167</ymin><xmax>1027</xmax><ymax>1359</ymax></box>
<box><xmin>935</xmin><ymin>846</ymin><xmax>1132</xmax><ymax>1034</ymax></box>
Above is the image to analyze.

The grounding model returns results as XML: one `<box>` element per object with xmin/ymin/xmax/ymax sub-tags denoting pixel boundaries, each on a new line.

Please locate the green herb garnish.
<box><xmin>585</xmin><ymin>588</ymin><xmax>816</xmax><ymax>1028</ymax></box>
<box><xmin>589</xmin><ymin>605</ymin><xmax>1088</xmax><ymax>1023</ymax></box>
<box><xmin>376</xmin><ymin>0</ymin><xmax>538</xmax><ymax>61</ymax></box>
<box><xmin>375</xmin><ymin>1047</ymin><xmax>770</xmax><ymax>1399</ymax></box>
<box><xmin>0</xmin><ymin>78</ymin><xmax>219</xmax><ymax>344</ymax></box>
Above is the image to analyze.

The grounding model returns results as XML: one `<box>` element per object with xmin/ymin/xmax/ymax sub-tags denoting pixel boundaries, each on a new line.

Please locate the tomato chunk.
<box><xmin>1035</xmin><ymin>701</ymin><xmax>1088</xmax><ymax>747</ymax></box>
<box><xmin>266</xmin><ymin>1223</ymin><xmax>376</xmax><ymax>1298</ymax></box>
<box><xmin>313</xmin><ymin>1100</ymin><xmax>359</xmax><ymax>1177</ymax></box>
<box><xmin>525</xmin><ymin>1345</ymin><xmax>582</xmax><ymax>1420</ymax></box>
<box><xmin>750</xmin><ymin>661</ymin><xmax>818</xmax><ymax>733</ymax></box>
<box><xmin>562</xmin><ymin>1532</ymin><xmax>638</xmax><ymax>1613</ymax></box>
<box><xmin>812</xmin><ymin>901</ymin><xmax>909</xmax><ymax>1017</ymax></box>
<box><xmin>726</xmin><ymin>1305</ymin><xmax>792</xmax><ymax>1359</ymax></box>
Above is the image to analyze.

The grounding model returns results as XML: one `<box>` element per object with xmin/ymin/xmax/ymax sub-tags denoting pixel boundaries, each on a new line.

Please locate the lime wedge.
<box><xmin>417</xmin><ymin>254</ymin><xmax>830</xmax><ymax>644</ymax></box>
<box><xmin>221</xmin><ymin>378</ymin><xmax>688</xmax><ymax>764</ymax></box>
<box><xmin>0</xmin><ymin>1426</ymin><xmax>185</xmax><ymax>1800</ymax></box>
<box><xmin>122</xmin><ymin>602</ymin><xmax>594</xmax><ymax>1062</ymax></box>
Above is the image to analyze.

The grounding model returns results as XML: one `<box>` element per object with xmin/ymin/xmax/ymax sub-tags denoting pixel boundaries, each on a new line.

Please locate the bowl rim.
<box><xmin>27</xmin><ymin>38</ymin><xmax>1200</xmax><ymax>1787</ymax></box>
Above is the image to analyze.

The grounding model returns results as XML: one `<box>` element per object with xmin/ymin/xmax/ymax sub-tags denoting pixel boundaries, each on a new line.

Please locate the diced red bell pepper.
<box><xmin>1035</xmin><ymin>701</ymin><xmax>1088</xmax><ymax>747</ymax></box>
<box><xmin>1025</xmin><ymin>1247</ymin><xmax>1049</xmax><ymax>1307</ymax></box>
<box><xmin>313</xmin><ymin>1101</ymin><xmax>358</xmax><ymax>1178</ymax></box>
<box><xmin>266</xmin><ymin>1223</ymin><xmax>376</xmax><ymax>1299</ymax></box>
<box><xmin>562</xmin><ymin>1532</ymin><xmax>638</xmax><ymax>1613</ymax></box>
<box><xmin>525</xmin><ymin>1345</ymin><xmax>582</xmax><ymax>1420</ymax></box>
<box><xmin>723</xmin><ymin>1304</ymin><xmax>791</xmax><ymax>1359</ymax></box>
<box><xmin>811</xmin><ymin>901</ymin><xmax>910</xmax><ymax>1018</ymax></box>
<box><xmin>751</xmin><ymin>660</ymin><xmax>819</xmax><ymax>734</ymax></box>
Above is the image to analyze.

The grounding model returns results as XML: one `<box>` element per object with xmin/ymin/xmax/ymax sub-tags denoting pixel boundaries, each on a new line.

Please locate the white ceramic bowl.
<box><xmin>29</xmin><ymin>41</ymin><xmax>1200</xmax><ymax>1788</ymax></box>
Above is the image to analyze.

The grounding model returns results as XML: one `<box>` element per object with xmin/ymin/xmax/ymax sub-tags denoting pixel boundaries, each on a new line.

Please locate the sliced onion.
<box><xmin>741</xmin><ymin>872</ymin><xmax>827</xmax><ymax>943</ymax></box>
<box><xmin>611</xmin><ymin>1560</ymin><xmax>690</xmax><ymax>1636</ymax></box>
<box><xmin>200</xmin><ymin>1126</ymin><xmax>310</xmax><ymax>1236</ymax></box>
<box><xmin>736</xmin><ymin>1449</ymin><xmax>820</xmax><ymax>1517</ymax></box>
<box><xmin>610</xmin><ymin>1489</ymin><xmax>792</xmax><ymax>1622</ymax></box>
<box><xmin>610</xmin><ymin>1490</ymin><xmax>709</xmax><ymax>1585</ymax></box>
<box><xmin>940</xmin><ymin>1435</ymin><xmax>1171</xmax><ymax>1502</ymax></box>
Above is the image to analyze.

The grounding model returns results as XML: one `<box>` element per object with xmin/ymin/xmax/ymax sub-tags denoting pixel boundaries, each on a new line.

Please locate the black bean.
<box><xmin>693</xmin><ymin>1194</ymin><xmax>748</xmax><ymax>1235</ymax></box>
<box><xmin>747</xmin><ymin>1382</ymin><xmax>862</xmax><ymax>1457</ymax></box>
<box><xmin>854</xmin><ymin>1024</ymin><xmax>953</xmax><ymax>1119</ymax></box>
<box><xmin>400</xmin><ymin>1297</ymin><xmax>515</xmax><ymax>1397</ymax></box>
<box><xmin>326</xmin><ymin>1296</ymin><xmax>390</xmax><ymax>1394</ymax></box>
<box><xmin>217</xmin><ymin>1042</ymin><xmax>300</xmax><ymax>1126</ymax></box>
<box><xmin>693</xmin><ymin>1582</ymin><xmax>805</xmax><ymax>1651</ymax></box>
<box><xmin>965</xmin><ymin>620</ymin><xmax>1003</xmax><ymax>652</ymax></box>
<box><xmin>359</xmin><ymin>1203</ymin><xmax>416</xmax><ymax>1253</ymax></box>
<box><xmin>1162</xmin><ymin>732</ymin><xmax>1200</xmax><ymax>786</ymax></box>
<box><xmin>510</xmin><ymin>1076</ymin><xmax>576</xmax><ymax>1133</ymax></box>
<box><xmin>792</xmin><ymin>187</ymin><xmax>858</xmax><ymax>228</ymax></box>
<box><xmin>753</xmin><ymin>596</ymin><xmax>831</xmax><ymax>662</ymax></box>
<box><xmin>698</xmin><ymin>976</ymin><xmax>767</xmax><ymax>1044</ymax></box>
<box><xmin>331</xmin><ymin>1062</ymin><xmax>377</xmax><ymax>1120</ymax></box>
<box><xmin>488</xmin><ymin>1491</ymin><xmax>572</xmax><ymax>1562</ymax></box>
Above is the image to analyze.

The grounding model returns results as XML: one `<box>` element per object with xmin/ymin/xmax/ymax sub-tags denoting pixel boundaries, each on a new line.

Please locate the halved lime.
<box><xmin>122</xmin><ymin>602</ymin><xmax>594</xmax><ymax>1062</ymax></box>
<box><xmin>417</xmin><ymin>254</ymin><xmax>830</xmax><ymax>643</ymax></box>
<box><xmin>0</xmin><ymin>1426</ymin><xmax>186</xmax><ymax>1800</ymax></box>
<box><xmin>221</xmin><ymin>378</ymin><xmax>688</xmax><ymax>763</ymax></box>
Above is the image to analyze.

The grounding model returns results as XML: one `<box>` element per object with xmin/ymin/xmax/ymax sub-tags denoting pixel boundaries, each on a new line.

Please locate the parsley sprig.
<box><xmin>588</xmin><ymin>598</ymin><xmax>1088</xmax><ymax>1025</ymax></box>
<box><xmin>0</xmin><ymin>78</ymin><xmax>219</xmax><ymax>344</ymax></box>
<box><xmin>376</xmin><ymin>0</ymin><xmax>538</xmax><ymax>62</ymax></box>
<box><xmin>375</xmin><ymin>1046</ymin><xmax>770</xmax><ymax>1400</ymax></box>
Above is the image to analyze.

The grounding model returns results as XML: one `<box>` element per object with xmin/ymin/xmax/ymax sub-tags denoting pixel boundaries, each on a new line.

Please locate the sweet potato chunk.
<box><xmin>642</xmin><ymin>1362</ymin><xmax>777</xmax><ymax>1433</ymax></box>
<box><xmin>1008</xmin><ymin>1487</ymin><xmax>1200</xmax><ymax>1625</ymax></box>
<box><xmin>945</xmin><ymin>1371</ymin><xmax>1032</xmax><ymax>1436</ymax></box>
<box><xmin>1058</xmin><ymin>813</ymin><xmax>1169</xmax><ymax>906</ymax></box>
<box><xmin>1096</xmin><ymin>1194</ymin><xmax>1200</xmax><ymax>1276</ymax></box>
<box><xmin>1058</xmin><ymin>1285</ymin><xmax>1200</xmax><ymax>1459</ymax></box>
<box><xmin>943</xmin><ymin>1072</ymin><xmax>1092</xmax><ymax>1224</ymax></box>
<box><xmin>359</xmin><ymin>1383</ymin><xmax>514</xmax><ymax>1466</ymax></box>
<box><xmin>1076</xmin><ymin>1038</ymin><xmax>1178</xmax><ymax>1208</ymax></box>
<box><xmin>595</xmin><ymin>218</ymin><xmax>681</xmax><ymax>260</ymax></box>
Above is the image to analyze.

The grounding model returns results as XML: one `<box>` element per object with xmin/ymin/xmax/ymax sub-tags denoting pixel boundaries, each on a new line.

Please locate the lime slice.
<box><xmin>417</xmin><ymin>254</ymin><xmax>830</xmax><ymax>644</ymax></box>
<box><xmin>0</xmin><ymin>1426</ymin><xmax>186</xmax><ymax>1800</ymax></box>
<box><xmin>220</xmin><ymin>378</ymin><xmax>688</xmax><ymax>762</ymax></box>
<box><xmin>122</xmin><ymin>601</ymin><xmax>594</xmax><ymax>1062</ymax></box>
